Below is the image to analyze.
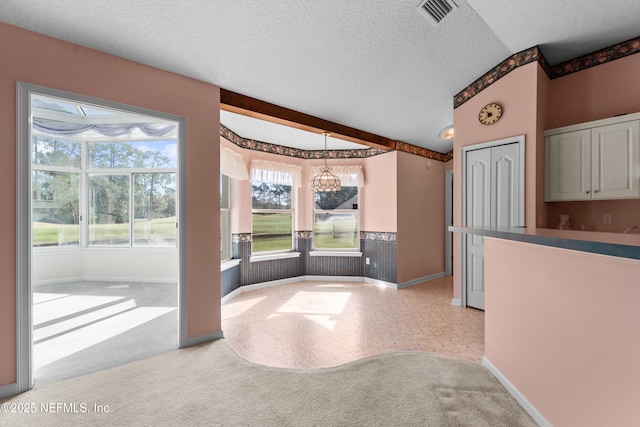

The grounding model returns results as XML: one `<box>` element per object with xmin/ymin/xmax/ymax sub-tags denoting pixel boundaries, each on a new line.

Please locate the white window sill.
<box><xmin>221</xmin><ymin>259</ymin><xmax>241</xmax><ymax>271</ymax></box>
<box><xmin>250</xmin><ymin>252</ymin><xmax>301</xmax><ymax>263</ymax></box>
<box><xmin>309</xmin><ymin>251</ymin><xmax>363</xmax><ymax>257</ymax></box>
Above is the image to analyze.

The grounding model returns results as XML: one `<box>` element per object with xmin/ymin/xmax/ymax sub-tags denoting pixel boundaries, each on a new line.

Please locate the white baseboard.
<box><xmin>32</xmin><ymin>276</ymin><xmax>84</xmax><ymax>286</ymax></box>
<box><xmin>33</xmin><ymin>276</ymin><xmax>177</xmax><ymax>286</ymax></box>
<box><xmin>483</xmin><ymin>357</ymin><xmax>551</xmax><ymax>427</ymax></box>
<box><xmin>222</xmin><ymin>274</ymin><xmax>449</xmax><ymax>303</ymax></box>
<box><xmin>221</xmin><ymin>287</ymin><xmax>243</xmax><ymax>304</ymax></box>
<box><xmin>0</xmin><ymin>382</ymin><xmax>18</xmax><ymax>399</ymax></box>
<box><xmin>363</xmin><ymin>277</ymin><xmax>398</xmax><ymax>289</ymax></box>
<box><xmin>83</xmin><ymin>276</ymin><xmax>177</xmax><ymax>283</ymax></box>
<box><xmin>242</xmin><ymin>276</ymin><xmax>307</xmax><ymax>292</ymax></box>
<box><xmin>305</xmin><ymin>275</ymin><xmax>364</xmax><ymax>283</ymax></box>
<box><xmin>451</xmin><ymin>298</ymin><xmax>462</xmax><ymax>306</ymax></box>
<box><xmin>185</xmin><ymin>330</ymin><xmax>223</xmax><ymax>348</ymax></box>
<box><xmin>397</xmin><ymin>272</ymin><xmax>445</xmax><ymax>289</ymax></box>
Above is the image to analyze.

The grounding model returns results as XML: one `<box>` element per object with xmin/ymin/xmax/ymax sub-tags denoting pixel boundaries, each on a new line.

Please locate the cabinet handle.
<box><xmin>594</xmin><ymin>190</ymin><xmax>599</xmax><ymax>194</ymax></box>
<box><xmin>585</xmin><ymin>190</ymin><xmax>590</xmax><ymax>194</ymax></box>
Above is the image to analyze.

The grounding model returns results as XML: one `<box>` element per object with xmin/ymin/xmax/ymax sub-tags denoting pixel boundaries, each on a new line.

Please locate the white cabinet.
<box><xmin>545</xmin><ymin>117</ymin><xmax>640</xmax><ymax>202</ymax></box>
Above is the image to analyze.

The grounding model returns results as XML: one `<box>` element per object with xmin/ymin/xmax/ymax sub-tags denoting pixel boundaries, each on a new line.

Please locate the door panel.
<box><xmin>465</xmin><ymin>141</ymin><xmax>521</xmax><ymax>310</ymax></box>
<box><xmin>492</xmin><ymin>143</ymin><xmax>520</xmax><ymax>227</ymax></box>
<box><xmin>465</xmin><ymin>148</ymin><xmax>491</xmax><ymax>310</ymax></box>
<box><xmin>591</xmin><ymin>121</ymin><xmax>640</xmax><ymax>199</ymax></box>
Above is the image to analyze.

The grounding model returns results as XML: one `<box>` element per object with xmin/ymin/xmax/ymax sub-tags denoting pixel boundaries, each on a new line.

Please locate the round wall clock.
<box><xmin>478</xmin><ymin>103</ymin><xmax>503</xmax><ymax>125</ymax></box>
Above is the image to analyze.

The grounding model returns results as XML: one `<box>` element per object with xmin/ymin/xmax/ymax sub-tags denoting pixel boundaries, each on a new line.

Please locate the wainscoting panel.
<box><xmin>307</xmin><ymin>254</ymin><xmax>364</xmax><ymax>277</ymax></box>
<box><xmin>361</xmin><ymin>234</ymin><xmax>397</xmax><ymax>283</ymax></box>
<box><xmin>221</xmin><ymin>264</ymin><xmax>241</xmax><ymax>297</ymax></box>
<box><xmin>246</xmin><ymin>257</ymin><xmax>303</xmax><ymax>285</ymax></box>
<box><xmin>222</xmin><ymin>231</ymin><xmax>398</xmax><ymax>298</ymax></box>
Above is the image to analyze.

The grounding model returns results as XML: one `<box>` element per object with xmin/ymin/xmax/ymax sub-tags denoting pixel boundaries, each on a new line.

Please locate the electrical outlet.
<box><xmin>366</xmin><ymin>257</ymin><xmax>370</xmax><ymax>265</ymax></box>
<box><xmin>603</xmin><ymin>213</ymin><xmax>612</xmax><ymax>224</ymax></box>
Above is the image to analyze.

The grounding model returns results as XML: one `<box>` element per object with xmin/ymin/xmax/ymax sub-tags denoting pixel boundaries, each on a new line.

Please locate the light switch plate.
<box><xmin>603</xmin><ymin>213</ymin><xmax>612</xmax><ymax>224</ymax></box>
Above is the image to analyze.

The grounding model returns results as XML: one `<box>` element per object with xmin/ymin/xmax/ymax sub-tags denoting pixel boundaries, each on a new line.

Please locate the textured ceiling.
<box><xmin>1</xmin><ymin>1</ymin><xmax>639</xmax><ymax>153</ymax></box>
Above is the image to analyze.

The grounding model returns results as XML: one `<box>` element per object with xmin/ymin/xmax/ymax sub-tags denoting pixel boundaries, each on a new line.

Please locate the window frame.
<box><xmin>220</xmin><ymin>174</ymin><xmax>232</xmax><ymax>261</ymax></box>
<box><xmin>251</xmin><ymin>180</ymin><xmax>295</xmax><ymax>255</ymax></box>
<box><xmin>31</xmin><ymin>131</ymin><xmax>178</xmax><ymax>250</ymax></box>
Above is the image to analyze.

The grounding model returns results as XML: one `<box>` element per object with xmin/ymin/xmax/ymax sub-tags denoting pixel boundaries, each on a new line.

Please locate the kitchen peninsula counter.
<box><xmin>449</xmin><ymin>225</ymin><xmax>640</xmax><ymax>260</ymax></box>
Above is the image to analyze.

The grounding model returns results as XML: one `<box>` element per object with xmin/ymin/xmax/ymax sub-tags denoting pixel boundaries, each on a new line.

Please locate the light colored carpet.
<box><xmin>0</xmin><ymin>339</ymin><xmax>536</xmax><ymax>426</ymax></box>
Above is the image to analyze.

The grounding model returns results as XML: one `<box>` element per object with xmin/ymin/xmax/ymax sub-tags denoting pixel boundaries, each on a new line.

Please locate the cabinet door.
<box><xmin>591</xmin><ymin>121</ymin><xmax>640</xmax><ymax>199</ymax></box>
<box><xmin>546</xmin><ymin>129</ymin><xmax>591</xmax><ymax>201</ymax></box>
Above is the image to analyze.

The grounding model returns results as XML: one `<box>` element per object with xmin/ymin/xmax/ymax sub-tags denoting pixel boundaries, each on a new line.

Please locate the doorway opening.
<box><xmin>17</xmin><ymin>84</ymin><xmax>187</xmax><ymax>390</ymax></box>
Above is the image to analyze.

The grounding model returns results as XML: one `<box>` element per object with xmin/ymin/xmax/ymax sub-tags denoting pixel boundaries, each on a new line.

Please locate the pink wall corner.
<box><xmin>484</xmin><ymin>238</ymin><xmax>640</xmax><ymax>426</ymax></box>
<box><xmin>547</xmin><ymin>53</ymin><xmax>640</xmax><ymax>129</ymax></box>
<box><xmin>0</xmin><ymin>22</ymin><xmax>221</xmax><ymax>386</ymax></box>
<box><xmin>536</xmin><ymin>64</ymin><xmax>551</xmax><ymax>229</ymax></box>
<box><xmin>362</xmin><ymin>152</ymin><xmax>398</xmax><ymax>233</ymax></box>
<box><xmin>396</xmin><ymin>152</ymin><xmax>445</xmax><ymax>283</ymax></box>
<box><xmin>452</xmin><ymin>61</ymin><xmax>540</xmax><ymax>300</ymax></box>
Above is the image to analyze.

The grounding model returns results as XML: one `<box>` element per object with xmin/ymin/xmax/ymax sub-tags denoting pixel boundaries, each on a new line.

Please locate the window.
<box><xmin>220</xmin><ymin>174</ymin><xmax>231</xmax><ymax>260</ymax></box>
<box><xmin>30</xmin><ymin>94</ymin><xmax>179</xmax><ymax>249</ymax></box>
<box><xmin>251</xmin><ymin>181</ymin><xmax>293</xmax><ymax>253</ymax></box>
<box><xmin>313</xmin><ymin>187</ymin><xmax>359</xmax><ymax>250</ymax></box>
<box><xmin>32</xmin><ymin>136</ymin><xmax>81</xmax><ymax>247</ymax></box>
<box><xmin>87</xmin><ymin>142</ymin><xmax>177</xmax><ymax>247</ymax></box>
<box><xmin>250</xmin><ymin>160</ymin><xmax>301</xmax><ymax>254</ymax></box>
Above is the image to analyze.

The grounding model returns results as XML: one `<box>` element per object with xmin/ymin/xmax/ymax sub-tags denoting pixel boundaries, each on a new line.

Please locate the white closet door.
<box><xmin>465</xmin><ymin>142</ymin><xmax>522</xmax><ymax>310</ymax></box>
<box><xmin>465</xmin><ymin>148</ymin><xmax>491</xmax><ymax>310</ymax></box>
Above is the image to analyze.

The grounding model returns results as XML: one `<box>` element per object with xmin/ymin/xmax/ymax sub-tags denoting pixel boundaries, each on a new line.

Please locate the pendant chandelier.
<box><xmin>310</xmin><ymin>132</ymin><xmax>341</xmax><ymax>192</ymax></box>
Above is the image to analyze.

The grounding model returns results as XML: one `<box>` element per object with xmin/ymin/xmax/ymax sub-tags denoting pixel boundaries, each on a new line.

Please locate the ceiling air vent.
<box><xmin>417</xmin><ymin>0</ymin><xmax>458</xmax><ymax>26</ymax></box>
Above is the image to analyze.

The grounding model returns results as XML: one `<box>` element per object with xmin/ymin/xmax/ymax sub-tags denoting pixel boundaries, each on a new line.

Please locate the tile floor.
<box><xmin>33</xmin><ymin>281</ymin><xmax>178</xmax><ymax>385</ymax></box>
<box><xmin>222</xmin><ymin>275</ymin><xmax>485</xmax><ymax>369</ymax></box>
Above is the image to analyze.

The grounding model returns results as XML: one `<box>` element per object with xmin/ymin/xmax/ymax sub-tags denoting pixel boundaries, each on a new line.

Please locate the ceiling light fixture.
<box><xmin>310</xmin><ymin>132</ymin><xmax>341</xmax><ymax>192</ymax></box>
<box><xmin>439</xmin><ymin>125</ymin><xmax>454</xmax><ymax>140</ymax></box>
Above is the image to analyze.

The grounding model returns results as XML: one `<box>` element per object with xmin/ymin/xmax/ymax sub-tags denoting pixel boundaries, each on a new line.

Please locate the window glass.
<box><xmin>251</xmin><ymin>212</ymin><xmax>293</xmax><ymax>252</ymax></box>
<box><xmin>133</xmin><ymin>173</ymin><xmax>177</xmax><ymax>246</ymax></box>
<box><xmin>252</xmin><ymin>181</ymin><xmax>293</xmax><ymax>253</ymax></box>
<box><xmin>88</xmin><ymin>175</ymin><xmax>130</xmax><ymax>246</ymax></box>
<box><xmin>313</xmin><ymin>186</ymin><xmax>359</xmax><ymax>250</ymax></box>
<box><xmin>32</xmin><ymin>136</ymin><xmax>81</xmax><ymax>168</ymax></box>
<box><xmin>88</xmin><ymin>141</ymin><xmax>177</xmax><ymax>169</ymax></box>
<box><xmin>252</xmin><ymin>182</ymin><xmax>292</xmax><ymax>210</ymax></box>
<box><xmin>32</xmin><ymin>171</ymin><xmax>80</xmax><ymax>247</ymax></box>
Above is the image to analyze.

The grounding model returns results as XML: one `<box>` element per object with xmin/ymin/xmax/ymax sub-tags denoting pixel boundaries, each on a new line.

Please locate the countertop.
<box><xmin>449</xmin><ymin>226</ymin><xmax>640</xmax><ymax>260</ymax></box>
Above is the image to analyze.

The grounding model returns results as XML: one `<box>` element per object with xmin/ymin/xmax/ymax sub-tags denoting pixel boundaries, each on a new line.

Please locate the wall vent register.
<box><xmin>417</xmin><ymin>0</ymin><xmax>458</xmax><ymax>26</ymax></box>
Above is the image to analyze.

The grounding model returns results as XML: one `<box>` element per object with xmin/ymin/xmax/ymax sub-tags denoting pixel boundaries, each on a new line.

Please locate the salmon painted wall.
<box><xmin>546</xmin><ymin>199</ymin><xmax>640</xmax><ymax>233</ymax></box>
<box><xmin>396</xmin><ymin>152</ymin><xmax>445</xmax><ymax>283</ymax></box>
<box><xmin>363</xmin><ymin>152</ymin><xmax>398</xmax><ymax>233</ymax></box>
<box><xmin>0</xmin><ymin>23</ymin><xmax>221</xmax><ymax>387</ymax></box>
<box><xmin>543</xmin><ymin>52</ymin><xmax>640</xmax><ymax>231</ymax></box>
<box><xmin>452</xmin><ymin>62</ymin><xmax>543</xmax><ymax>299</ymax></box>
<box><xmin>547</xmin><ymin>53</ymin><xmax>640</xmax><ymax>129</ymax></box>
<box><xmin>485</xmin><ymin>238</ymin><xmax>640</xmax><ymax>426</ymax></box>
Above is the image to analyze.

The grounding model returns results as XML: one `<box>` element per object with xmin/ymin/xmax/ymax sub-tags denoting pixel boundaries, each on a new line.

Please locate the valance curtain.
<box><xmin>309</xmin><ymin>165</ymin><xmax>364</xmax><ymax>187</ymax></box>
<box><xmin>33</xmin><ymin>117</ymin><xmax>177</xmax><ymax>138</ymax></box>
<box><xmin>220</xmin><ymin>147</ymin><xmax>249</xmax><ymax>180</ymax></box>
<box><xmin>251</xmin><ymin>159</ymin><xmax>302</xmax><ymax>187</ymax></box>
